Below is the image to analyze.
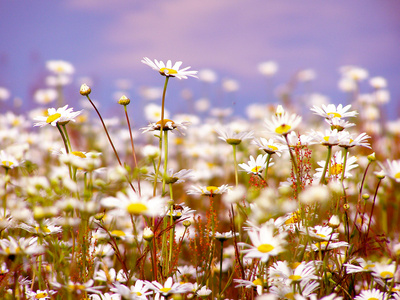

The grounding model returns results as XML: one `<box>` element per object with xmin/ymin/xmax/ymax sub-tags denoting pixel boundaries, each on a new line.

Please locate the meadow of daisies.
<box><xmin>0</xmin><ymin>58</ymin><xmax>400</xmax><ymax>300</ymax></box>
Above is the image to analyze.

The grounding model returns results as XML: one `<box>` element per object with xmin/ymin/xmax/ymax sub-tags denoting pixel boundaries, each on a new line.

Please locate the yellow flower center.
<box><xmin>323</xmin><ymin>136</ymin><xmax>330</xmax><ymax>142</ymax></box>
<box><xmin>252</xmin><ymin>278</ymin><xmax>262</xmax><ymax>286</ymax></box>
<box><xmin>46</xmin><ymin>113</ymin><xmax>61</xmax><ymax>123</ymax></box>
<box><xmin>111</xmin><ymin>230</ymin><xmax>126</xmax><ymax>237</ymax></box>
<box><xmin>316</xmin><ymin>233</ymin><xmax>326</xmax><ymax>238</ymax></box>
<box><xmin>363</xmin><ymin>264</ymin><xmax>375</xmax><ymax>270</ymax></box>
<box><xmin>35</xmin><ymin>226</ymin><xmax>51</xmax><ymax>233</ymax></box>
<box><xmin>289</xmin><ymin>275</ymin><xmax>302</xmax><ymax>281</ymax></box>
<box><xmin>156</xmin><ymin>119</ymin><xmax>175</xmax><ymax>128</ymax></box>
<box><xmin>291</xmin><ymin>262</ymin><xmax>301</xmax><ymax>269</ymax></box>
<box><xmin>2</xmin><ymin>161</ymin><xmax>13</xmax><ymax>168</ymax></box>
<box><xmin>257</xmin><ymin>244</ymin><xmax>274</xmax><ymax>253</ymax></box>
<box><xmin>284</xmin><ymin>292</ymin><xmax>295</xmax><ymax>300</ymax></box>
<box><xmin>395</xmin><ymin>172</ymin><xmax>400</xmax><ymax>179</ymax></box>
<box><xmin>330</xmin><ymin>163</ymin><xmax>343</xmax><ymax>176</ymax></box>
<box><xmin>136</xmin><ymin>292</ymin><xmax>142</xmax><ymax>296</ymax></box>
<box><xmin>367</xmin><ymin>298</ymin><xmax>378</xmax><ymax>300</ymax></box>
<box><xmin>71</xmin><ymin>151</ymin><xmax>86</xmax><ymax>158</ymax></box>
<box><xmin>36</xmin><ymin>292</ymin><xmax>48</xmax><ymax>299</ymax></box>
<box><xmin>275</xmin><ymin>124</ymin><xmax>291</xmax><ymax>135</ymax></box>
<box><xmin>206</xmin><ymin>186</ymin><xmax>219</xmax><ymax>193</ymax></box>
<box><xmin>268</xmin><ymin>145</ymin><xmax>278</xmax><ymax>151</ymax></box>
<box><xmin>160</xmin><ymin>287</ymin><xmax>172</xmax><ymax>293</ymax></box>
<box><xmin>127</xmin><ymin>203</ymin><xmax>148</xmax><ymax>215</ymax></box>
<box><xmin>315</xmin><ymin>241</ymin><xmax>328</xmax><ymax>249</ymax></box>
<box><xmin>159</xmin><ymin>68</ymin><xmax>178</xmax><ymax>76</ymax></box>
<box><xmin>380</xmin><ymin>271</ymin><xmax>393</xmax><ymax>279</ymax></box>
<box><xmin>327</xmin><ymin>112</ymin><xmax>342</xmax><ymax>118</ymax></box>
<box><xmin>251</xmin><ymin>166</ymin><xmax>261</xmax><ymax>173</ymax></box>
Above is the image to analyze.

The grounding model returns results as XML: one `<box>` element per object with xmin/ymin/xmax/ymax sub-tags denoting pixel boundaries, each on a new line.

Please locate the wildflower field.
<box><xmin>1</xmin><ymin>58</ymin><xmax>400</xmax><ymax>300</ymax></box>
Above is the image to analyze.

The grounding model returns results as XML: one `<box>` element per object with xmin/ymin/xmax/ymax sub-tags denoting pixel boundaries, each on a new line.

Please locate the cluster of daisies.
<box><xmin>0</xmin><ymin>57</ymin><xmax>399</xmax><ymax>300</ymax></box>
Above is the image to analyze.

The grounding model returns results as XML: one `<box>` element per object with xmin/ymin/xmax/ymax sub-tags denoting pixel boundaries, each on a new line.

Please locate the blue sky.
<box><xmin>1</xmin><ymin>0</ymin><xmax>400</xmax><ymax>123</ymax></box>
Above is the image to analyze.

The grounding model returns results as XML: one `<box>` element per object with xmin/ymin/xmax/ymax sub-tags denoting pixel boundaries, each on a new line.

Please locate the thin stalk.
<box><xmin>365</xmin><ymin>178</ymin><xmax>382</xmax><ymax>239</ymax></box>
<box><xmin>162</xmin><ymin>131</ymin><xmax>169</xmax><ymax>195</ymax></box>
<box><xmin>264</xmin><ymin>153</ymin><xmax>271</xmax><ymax>179</ymax></box>
<box><xmin>283</xmin><ymin>134</ymin><xmax>300</xmax><ymax>196</ymax></box>
<box><xmin>218</xmin><ymin>240</ymin><xmax>224</xmax><ymax>299</ymax></box>
<box><xmin>340</xmin><ymin>148</ymin><xmax>349</xmax><ymax>183</ymax></box>
<box><xmin>232</xmin><ymin>145</ymin><xmax>239</xmax><ymax>187</ymax></box>
<box><xmin>124</xmin><ymin>105</ymin><xmax>141</xmax><ymax>195</ymax></box>
<box><xmin>56</xmin><ymin>123</ymin><xmax>72</xmax><ymax>179</ymax></box>
<box><xmin>153</xmin><ymin>77</ymin><xmax>170</xmax><ymax>196</ymax></box>
<box><xmin>85</xmin><ymin>94</ymin><xmax>136</xmax><ymax>192</ymax></box>
<box><xmin>3</xmin><ymin>168</ymin><xmax>8</xmax><ymax>217</ymax></box>
<box><xmin>320</xmin><ymin>145</ymin><xmax>332</xmax><ymax>185</ymax></box>
<box><xmin>61</xmin><ymin>124</ymin><xmax>72</xmax><ymax>152</ymax></box>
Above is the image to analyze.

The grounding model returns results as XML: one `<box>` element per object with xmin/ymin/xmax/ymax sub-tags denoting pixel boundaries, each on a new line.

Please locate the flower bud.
<box><xmin>80</xmin><ymin>83</ymin><xmax>91</xmax><ymax>96</ymax></box>
<box><xmin>118</xmin><ymin>95</ymin><xmax>131</xmax><ymax>106</ymax></box>
<box><xmin>376</xmin><ymin>171</ymin><xmax>385</xmax><ymax>180</ymax></box>
<box><xmin>343</xmin><ymin>203</ymin><xmax>350</xmax><ymax>210</ymax></box>
<box><xmin>182</xmin><ymin>220</ymin><xmax>191</xmax><ymax>228</ymax></box>
<box><xmin>367</xmin><ymin>152</ymin><xmax>376</xmax><ymax>162</ymax></box>
<box><xmin>362</xmin><ymin>193</ymin><xmax>370</xmax><ymax>200</ymax></box>
<box><xmin>143</xmin><ymin>227</ymin><xmax>154</xmax><ymax>241</ymax></box>
<box><xmin>328</xmin><ymin>215</ymin><xmax>340</xmax><ymax>228</ymax></box>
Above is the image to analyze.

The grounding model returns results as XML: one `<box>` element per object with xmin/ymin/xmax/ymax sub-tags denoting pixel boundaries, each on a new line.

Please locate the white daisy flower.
<box><xmin>141</xmin><ymin>57</ymin><xmax>198</xmax><ymax>80</ymax></box>
<box><xmin>140</xmin><ymin>119</ymin><xmax>189</xmax><ymax>135</ymax></box>
<box><xmin>310</xmin><ymin>104</ymin><xmax>358</xmax><ymax>119</ymax></box>
<box><xmin>308</xmin><ymin>129</ymin><xmax>344</xmax><ymax>146</ymax></box>
<box><xmin>264</xmin><ymin>112</ymin><xmax>302</xmax><ymax>136</ymax></box>
<box><xmin>187</xmin><ymin>184</ymin><xmax>231</xmax><ymax>196</ymax></box>
<box><xmin>354</xmin><ymin>288</ymin><xmax>385</xmax><ymax>300</ymax></box>
<box><xmin>253</xmin><ymin>137</ymin><xmax>285</xmax><ymax>156</ymax></box>
<box><xmin>239</xmin><ymin>154</ymin><xmax>272</xmax><ymax>175</ymax></box>
<box><xmin>215</xmin><ymin>126</ymin><xmax>254</xmax><ymax>145</ymax></box>
<box><xmin>46</xmin><ymin>60</ymin><xmax>75</xmax><ymax>75</ymax></box>
<box><xmin>0</xmin><ymin>150</ymin><xmax>23</xmax><ymax>169</ymax></box>
<box><xmin>326</xmin><ymin>117</ymin><xmax>356</xmax><ymax>131</ymax></box>
<box><xmin>144</xmin><ymin>277</ymin><xmax>191</xmax><ymax>297</ymax></box>
<box><xmin>33</xmin><ymin>105</ymin><xmax>82</xmax><ymax>127</ymax></box>
<box><xmin>338</xmin><ymin>131</ymin><xmax>371</xmax><ymax>149</ymax></box>
<box><xmin>240</xmin><ymin>220</ymin><xmax>287</xmax><ymax>263</ymax></box>
<box><xmin>314</xmin><ymin>150</ymin><xmax>358</xmax><ymax>180</ymax></box>
<box><xmin>378</xmin><ymin>159</ymin><xmax>400</xmax><ymax>182</ymax></box>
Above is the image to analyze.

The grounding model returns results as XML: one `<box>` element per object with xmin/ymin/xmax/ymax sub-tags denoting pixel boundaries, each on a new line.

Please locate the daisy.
<box><xmin>101</xmin><ymin>188</ymin><xmax>167</xmax><ymax>217</ymax></box>
<box><xmin>264</xmin><ymin>112</ymin><xmax>302</xmax><ymax>136</ymax></box>
<box><xmin>275</xmin><ymin>131</ymin><xmax>314</xmax><ymax>148</ymax></box>
<box><xmin>140</xmin><ymin>119</ymin><xmax>189</xmax><ymax>134</ymax></box>
<box><xmin>338</xmin><ymin>131</ymin><xmax>371</xmax><ymax>149</ymax></box>
<box><xmin>33</xmin><ymin>105</ymin><xmax>82</xmax><ymax>127</ymax></box>
<box><xmin>145</xmin><ymin>168</ymin><xmax>193</xmax><ymax>184</ymax></box>
<box><xmin>234</xmin><ymin>277</ymin><xmax>265</xmax><ymax>295</ymax></box>
<box><xmin>314</xmin><ymin>150</ymin><xmax>358</xmax><ymax>180</ymax></box>
<box><xmin>187</xmin><ymin>184</ymin><xmax>231</xmax><ymax>196</ymax></box>
<box><xmin>354</xmin><ymin>288</ymin><xmax>385</xmax><ymax>300</ymax></box>
<box><xmin>46</xmin><ymin>60</ymin><xmax>75</xmax><ymax>75</ymax></box>
<box><xmin>213</xmin><ymin>231</ymin><xmax>239</xmax><ymax>242</ymax></box>
<box><xmin>326</xmin><ymin>117</ymin><xmax>355</xmax><ymax>131</ymax></box>
<box><xmin>310</xmin><ymin>104</ymin><xmax>358</xmax><ymax>119</ymax></box>
<box><xmin>343</xmin><ymin>258</ymin><xmax>376</xmax><ymax>274</ymax></box>
<box><xmin>269</xmin><ymin>260</ymin><xmax>319</xmax><ymax>284</ymax></box>
<box><xmin>0</xmin><ymin>236</ymin><xmax>44</xmax><ymax>256</ymax></box>
<box><xmin>144</xmin><ymin>277</ymin><xmax>191</xmax><ymax>297</ymax></box>
<box><xmin>239</xmin><ymin>154</ymin><xmax>272</xmax><ymax>175</ymax></box>
<box><xmin>307</xmin><ymin>240</ymin><xmax>349</xmax><ymax>252</ymax></box>
<box><xmin>301</xmin><ymin>225</ymin><xmax>339</xmax><ymax>241</ymax></box>
<box><xmin>371</xmin><ymin>261</ymin><xmax>396</xmax><ymax>281</ymax></box>
<box><xmin>111</xmin><ymin>280</ymin><xmax>152</xmax><ymax>300</ymax></box>
<box><xmin>252</xmin><ymin>137</ymin><xmax>285</xmax><ymax>156</ymax></box>
<box><xmin>215</xmin><ymin>126</ymin><xmax>254</xmax><ymax>145</ymax></box>
<box><xmin>141</xmin><ymin>57</ymin><xmax>198</xmax><ymax>80</ymax></box>
<box><xmin>308</xmin><ymin>129</ymin><xmax>344</xmax><ymax>146</ymax></box>
<box><xmin>34</xmin><ymin>88</ymin><xmax>58</xmax><ymax>104</ymax></box>
<box><xmin>240</xmin><ymin>220</ymin><xmax>287</xmax><ymax>263</ymax></box>
<box><xmin>25</xmin><ymin>289</ymin><xmax>57</xmax><ymax>300</ymax></box>
<box><xmin>378</xmin><ymin>159</ymin><xmax>400</xmax><ymax>182</ymax></box>
<box><xmin>0</xmin><ymin>150</ymin><xmax>23</xmax><ymax>169</ymax></box>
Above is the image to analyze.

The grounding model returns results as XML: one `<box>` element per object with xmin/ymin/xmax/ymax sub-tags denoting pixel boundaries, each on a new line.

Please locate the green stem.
<box><xmin>61</xmin><ymin>124</ymin><xmax>72</xmax><ymax>152</ymax></box>
<box><xmin>264</xmin><ymin>153</ymin><xmax>271</xmax><ymax>180</ymax></box>
<box><xmin>283</xmin><ymin>134</ymin><xmax>300</xmax><ymax>196</ymax></box>
<box><xmin>153</xmin><ymin>77</ymin><xmax>170</xmax><ymax>196</ymax></box>
<box><xmin>320</xmin><ymin>145</ymin><xmax>332</xmax><ymax>185</ymax></box>
<box><xmin>341</xmin><ymin>148</ymin><xmax>349</xmax><ymax>183</ymax></box>
<box><xmin>124</xmin><ymin>105</ymin><xmax>141</xmax><ymax>195</ymax></box>
<box><xmin>232</xmin><ymin>145</ymin><xmax>239</xmax><ymax>187</ymax></box>
<box><xmin>219</xmin><ymin>240</ymin><xmax>224</xmax><ymax>299</ymax></box>
<box><xmin>56</xmin><ymin>123</ymin><xmax>72</xmax><ymax>179</ymax></box>
<box><xmin>162</xmin><ymin>131</ymin><xmax>169</xmax><ymax>195</ymax></box>
<box><xmin>85</xmin><ymin>94</ymin><xmax>136</xmax><ymax>192</ymax></box>
<box><xmin>3</xmin><ymin>168</ymin><xmax>8</xmax><ymax>217</ymax></box>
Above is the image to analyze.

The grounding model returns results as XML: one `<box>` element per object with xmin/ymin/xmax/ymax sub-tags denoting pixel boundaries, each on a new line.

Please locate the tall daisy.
<box><xmin>33</xmin><ymin>105</ymin><xmax>82</xmax><ymax>127</ymax></box>
<box><xmin>239</xmin><ymin>154</ymin><xmax>272</xmax><ymax>175</ymax></box>
<box><xmin>310</xmin><ymin>104</ymin><xmax>358</xmax><ymax>119</ymax></box>
<box><xmin>264</xmin><ymin>112</ymin><xmax>302</xmax><ymax>136</ymax></box>
<box><xmin>141</xmin><ymin>57</ymin><xmax>198</xmax><ymax>80</ymax></box>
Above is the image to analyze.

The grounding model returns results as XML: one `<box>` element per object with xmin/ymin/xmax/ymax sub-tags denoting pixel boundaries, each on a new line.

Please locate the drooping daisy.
<box><xmin>239</xmin><ymin>154</ymin><xmax>272</xmax><ymax>175</ymax></box>
<box><xmin>378</xmin><ymin>159</ymin><xmax>400</xmax><ymax>183</ymax></box>
<box><xmin>213</xmin><ymin>231</ymin><xmax>239</xmax><ymax>242</ymax></box>
<box><xmin>214</xmin><ymin>126</ymin><xmax>254</xmax><ymax>145</ymax></box>
<box><xmin>354</xmin><ymin>288</ymin><xmax>385</xmax><ymax>300</ymax></box>
<box><xmin>33</xmin><ymin>105</ymin><xmax>82</xmax><ymax>127</ymax></box>
<box><xmin>101</xmin><ymin>188</ymin><xmax>167</xmax><ymax>217</ymax></box>
<box><xmin>326</xmin><ymin>117</ymin><xmax>355</xmax><ymax>131</ymax></box>
<box><xmin>310</xmin><ymin>104</ymin><xmax>358</xmax><ymax>119</ymax></box>
<box><xmin>307</xmin><ymin>240</ymin><xmax>349</xmax><ymax>252</ymax></box>
<box><xmin>187</xmin><ymin>184</ymin><xmax>231</xmax><ymax>196</ymax></box>
<box><xmin>252</xmin><ymin>137</ymin><xmax>285</xmax><ymax>156</ymax></box>
<box><xmin>141</xmin><ymin>57</ymin><xmax>198</xmax><ymax>80</ymax></box>
<box><xmin>146</xmin><ymin>168</ymin><xmax>194</xmax><ymax>184</ymax></box>
<box><xmin>314</xmin><ymin>150</ymin><xmax>358</xmax><ymax>180</ymax></box>
<box><xmin>240</xmin><ymin>220</ymin><xmax>287</xmax><ymax>263</ymax></box>
<box><xmin>264</xmin><ymin>112</ymin><xmax>302</xmax><ymax>136</ymax></box>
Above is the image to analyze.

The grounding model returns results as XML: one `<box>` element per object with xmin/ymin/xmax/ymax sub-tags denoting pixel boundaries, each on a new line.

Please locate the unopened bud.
<box><xmin>33</xmin><ymin>207</ymin><xmax>46</xmax><ymax>220</ymax></box>
<box><xmin>118</xmin><ymin>95</ymin><xmax>131</xmax><ymax>106</ymax></box>
<box><xmin>343</xmin><ymin>203</ymin><xmax>350</xmax><ymax>210</ymax></box>
<box><xmin>143</xmin><ymin>227</ymin><xmax>154</xmax><ymax>241</ymax></box>
<box><xmin>362</xmin><ymin>193</ymin><xmax>370</xmax><ymax>200</ymax></box>
<box><xmin>367</xmin><ymin>152</ymin><xmax>376</xmax><ymax>162</ymax></box>
<box><xmin>80</xmin><ymin>83</ymin><xmax>91</xmax><ymax>96</ymax></box>
<box><xmin>376</xmin><ymin>171</ymin><xmax>385</xmax><ymax>180</ymax></box>
<box><xmin>182</xmin><ymin>220</ymin><xmax>191</xmax><ymax>228</ymax></box>
<box><xmin>328</xmin><ymin>215</ymin><xmax>340</xmax><ymax>228</ymax></box>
